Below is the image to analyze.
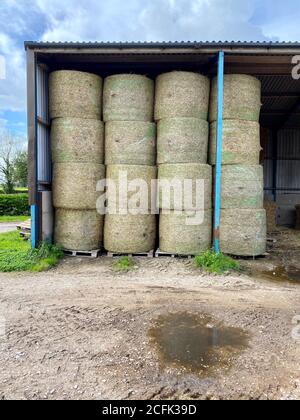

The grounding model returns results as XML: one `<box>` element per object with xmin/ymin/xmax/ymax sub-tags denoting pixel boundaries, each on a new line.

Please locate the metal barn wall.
<box><xmin>264</xmin><ymin>128</ymin><xmax>300</xmax><ymax>226</ymax></box>
<box><xmin>36</xmin><ymin>65</ymin><xmax>51</xmax><ymax>187</ymax></box>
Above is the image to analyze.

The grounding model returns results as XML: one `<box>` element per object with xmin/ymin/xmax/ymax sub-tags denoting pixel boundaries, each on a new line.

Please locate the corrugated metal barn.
<box><xmin>24</xmin><ymin>41</ymin><xmax>300</xmax><ymax>246</ymax></box>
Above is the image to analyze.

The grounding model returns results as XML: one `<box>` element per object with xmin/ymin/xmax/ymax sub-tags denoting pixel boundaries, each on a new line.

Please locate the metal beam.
<box><xmin>26</xmin><ymin>49</ymin><xmax>39</xmax><ymax>248</ymax></box>
<box><xmin>262</xmin><ymin>92</ymin><xmax>300</xmax><ymax>98</ymax></box>
<box><xmin>214</xmin><ymin>51</ymin><xmax>224</xmax><ymax>254</ymax></box>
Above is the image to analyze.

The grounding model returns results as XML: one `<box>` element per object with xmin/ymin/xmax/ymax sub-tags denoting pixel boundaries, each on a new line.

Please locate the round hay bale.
<box><xmin>49</xmin><ymin>70</ymin><xmax>102</xmax><ymax>119</ymax></box>
<box><xmin>103</xmin><ymin>74</ymin><xmax>154</xmax><ymax>122</ymax></box>
<box><xmin>220</xmin><ymin>165</ymin><xmax>264</xmax><ymax>209</ymax></box>
<box><xmin>210</xmin><ymin>120</ymin><xmax>261</xmax><ymax>165</ymax></box>
<box><xmin>159</xmin><ymin>210</ymin><xmax>212</xmax><ymax>255</ymax></box>
<box><xmin>158</xmin><ymin>164</ymin><xmax>212</xmax><ymax>210</ymax></box>
<box><xmin>54</xmin><ymin>209</ymin><xmax>103</xmax><ymax>251</ymax></box>
<box><xmin>104</xmin><ymin>214</ymin><xmax>156</xmax><ymax>253</ymax></box>
<box><xmin>264</xmin><ymin>200</ymin><xmax>278</xmax><ymax>233</ymax></box>
<box><xmin>105</xmin><ymin>121</ymin><xmax>156</xmax><ymax>165</ymax></box>
<box><xmin>51</xmin><ymin>118</ymin><xmax>104</xmax><ymax>164</ymax></box>
<box><xmin>209</xmin><ymin>75</ymin><xmax>261</xmax><ymax>122</ymax></box>
<box><xmin>155</xmin><ymin>71</ymin><xmax>210</xmax><ymax>121</ymax></box>
<box><xmin>157</xmin><ymin>118</ymin><xmax>209</xmax><ymax>164</ymax></box>
<box><xmin>106</xmin><ymin>165</ymin><xmax>157</xmax><ymax>211</ymax></box>
<box><xmin>220</xmin><ymin>209</ymin><xmax>267</xmax><ymax>256</ymax></box>
<box><xmin>53</xmin><ymin>163</ymin><xmax>105</xmax><ymax>210</ymax></box>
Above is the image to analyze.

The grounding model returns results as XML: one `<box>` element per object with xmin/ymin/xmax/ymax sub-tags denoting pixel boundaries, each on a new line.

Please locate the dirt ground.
<box><xmin>0</xmin><ymin>228</ymin><xmax>299</xmax><ymax>400</ymax></box>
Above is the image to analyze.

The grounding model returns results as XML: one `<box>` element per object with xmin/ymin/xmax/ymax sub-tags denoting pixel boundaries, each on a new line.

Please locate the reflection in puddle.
<box><xmin>257</xmin><ymin>266</ymin><xmax>300</xmax><ymax>284</ymax></box>
<box><xmin>148</xmin><ymin>313</ymin><xmax>249</xmax><ymax>376</ymax></box>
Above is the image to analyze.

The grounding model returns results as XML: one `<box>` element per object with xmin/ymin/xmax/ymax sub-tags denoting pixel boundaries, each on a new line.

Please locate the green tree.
<box><xmin>13</xmin><ymin>151</ymin><xmax>28</xmax><ymax>188</ymax></box>
<box><xmin>0</xmin><ymin>134</ymin><xmax>15</xmax><ymax>194</ymax></box>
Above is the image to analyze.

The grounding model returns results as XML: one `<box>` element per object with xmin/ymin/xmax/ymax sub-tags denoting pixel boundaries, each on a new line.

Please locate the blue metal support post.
<box><xmin>213</xmin><ymin>51</ymin><xmax>224</xmax><ymax>253</ymax></box>
<box><xmin>31</xmin><ymin>204</ymin><xmax>38</xmax><ymax>249</ymax></box>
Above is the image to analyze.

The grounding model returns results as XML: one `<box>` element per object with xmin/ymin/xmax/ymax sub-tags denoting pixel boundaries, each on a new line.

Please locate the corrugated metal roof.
<box><xmin>24</xmin><ymin>40</ymin><xmax>300</xmax><ymax>50</ymax></box>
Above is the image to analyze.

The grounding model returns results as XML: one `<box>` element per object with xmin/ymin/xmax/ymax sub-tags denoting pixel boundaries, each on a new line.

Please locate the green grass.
<box><xmin>0</xmin><ymin>215</ymin><xmax>30</xmax><ymax>223</ymax></box>
<box><xmin>0</xmin><ymin>231</ymin><xmax>64</xmax><ymax>273</ymax></box>
<box><xmin>113</xmin><ymin>256</ymin><xmax>135</xmax><ymax>272</ymax></box>
<box><xmin>194</xmin><ymin>250</ymin><xmax>240</xmax><ymax>274</ymax></box>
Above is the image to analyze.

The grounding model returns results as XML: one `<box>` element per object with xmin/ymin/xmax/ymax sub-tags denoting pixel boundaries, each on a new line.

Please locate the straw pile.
<box><xmin>155</xmin><ymin>72</ymin><xmax>212</xmax><ymax>254</ymax></box>
<box><xmin>51</xmin><ymin>118</ymin><xmax>104</xmax><ymax>164</ymax></box>
<box><xmin>103</xmin><ymin>74</ymin><xmax>157</xmax><ymax>253</ymax></box>
<box><xmin>53</xmin><ymin>163</ymin><xmax>105</xmax><ymax>210</ymax></box>
<box><xmin>104</xmin><ymin>214</ymin><xmax>156</xmax><ymax>253</ymax></box>
<box><xmin>208</xmin><ymin>73</ymin><xmax>266</xmax><ymax>256</ymax></box>
<box><xmin>210</xmin><ymin>120</ymin><xmax>261</xmax><ymax>165</ymax></box>
<box><xmin>55</xmin><ymin>209</ymin><xmax>103</xmax><ymax>251</ymax></box>
<box><xmin>106</xmin><ymin>165</ymin><xmax>157</xmax><ymax>212</ymax></box>
<box><xmin>264</xmin><ymin>200</ymin><xmax>278</xmax><ymax>233</ymax></box>
<box><xmin>209</xmin><ymin>75</ymin><xmax>261</xmax><ymax>122</ymax></box>
<box><xmin>220</xmin><ymin>165</ymin><xmax>264</xmax><ymax>209</ymax></box>
<box><xmin>157</xmin><ymin>118</ymin><xmax>209</xmax><ymax>164</ymax></box>
<box><xmin>158</xmin><ymin>164</ymin><xmax>212</xmax><ymax>211</ymax></box>
<box><xmin>103</xmin><ymin>74</ymin><xmax>154</xmax><ymax>122</ymax></box>
<box><xmin>50</xmin><ymin>70</ymin><xmax>105</xmax><ymax>251</ymax></box>
<box><xmin>105</xmin><ymin>121</ymin><xmax>156</xmax><ymax>165</ymax></box>
<box><xmin>159</xmin><ymin>210</ymin><xmax>212</xmax><ymax>255</ymax></box>
<box><xmin>155</xmin><ymin>71</ymin><xmax>210</xmax><ymax>120</ymax></box>
<box><xmin>49</xmin><ymin>70</ymin><xmax>102</xmax><ymax>119</ymax></box>
<box><xmin>220</xmin><ymin>209</ymin><xmax>267</xmax><ymax>256</ymax></box>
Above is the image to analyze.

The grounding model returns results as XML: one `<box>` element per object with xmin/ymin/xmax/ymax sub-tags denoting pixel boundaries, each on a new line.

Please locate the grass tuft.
<box><xmin>194</xmin><ymin>250</ymin><xmax>240</xmax><ymax>274</ymax></box>
<box><xmin>0</xmin><ymin>231</ymin><xmax>64</xmax><ymax>272</ymax></box>
<box><xmin>113</xmin><ymin>256</ymin><xmax>135</xmax><ymax>272</ymax></box>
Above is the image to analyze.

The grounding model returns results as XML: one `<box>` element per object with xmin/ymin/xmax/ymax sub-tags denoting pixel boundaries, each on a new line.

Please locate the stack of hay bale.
<box><xmin>155</xmin><ymin>71</ymin><xmax>212</xmax><ymax>255</ymax></box>
<box><xmin>103</xmin><ymin>74</ymin><xmax>157</xmax><ymax>254</ymax></box>
<box><xmin>50</xmin><ymin>70</ymin><xmax>105</xmax><ymax>252</ymax></box>
<box><xmin>209</xmin><ymin>75</ymin><xmax>266</xmax><ymax>256</ymax></box>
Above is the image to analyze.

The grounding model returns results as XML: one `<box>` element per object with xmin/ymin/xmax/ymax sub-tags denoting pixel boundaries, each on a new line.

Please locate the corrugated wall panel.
<box><xmin>37</xmin><ymin>123</ymin><xmax>51</xmax><ymax>184</ymax></box>
<box><xmin>36</xmin><ymin>66</ymin><xmax>51</xmax><ymax>184</ymax></box>
<box><xmin>277</xmin><ymin>129</ymin><xmax>300</xmax><ymax>194</ymax></box>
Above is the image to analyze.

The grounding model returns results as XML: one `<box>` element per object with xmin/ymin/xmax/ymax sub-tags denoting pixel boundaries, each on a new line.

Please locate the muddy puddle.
<box><xmin>148</xmin><ymin>313</ymin><xmax>249</xmax><ymax>377</ymax></box>
<box><xmin>254</xmin><ymin>266</ymin><xmax>300</xmax><ymax>285</ymax></box>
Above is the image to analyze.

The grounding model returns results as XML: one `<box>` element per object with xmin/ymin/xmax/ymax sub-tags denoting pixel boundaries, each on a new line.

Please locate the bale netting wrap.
<box><xmin>158</xmin><ymin>164</ymin><xmax>212</xmax><ymax>211</ymax></box>
<box><xmin>209</xmin><ymin>75</ymin><xmax>261</xmax><ymax>122</ymax></box>
<box><xmin>155</xmin><ymin>72</ymin><xmax>210</xmax><ymax>121</ymax></box>
<box><xmin>53</xmin><ymin>163</ymin><xmax>105</xmax><ymax>210</ymax></box>
<box><xmin>106</xmin><ymin>165</ymin><xmax>157</xmax><ymax>211</ymax></box>
<box><xmin>220</xmin><ymin>209</ymin><xmax>267</xmax><ymax>256</ymax></box>
<box><xmin>104</xmin><ymin>214</ymin><xmax>156</xmax><ymax>253</ymax></box>
<box><xmin>220</xmin><ymin>165</ymin><xmax>264</xmax><ymax>209</ymax></box>
<box><xmin>51</xmin><ymin>118</ymin><xmax>104</xmax><ymax>164</ymax></box>
<box><xmin>105</xmin><ymin>121</ymin><xmax>156</xmax><ymax>165</ymax></box>
<box><xmin>210</xmin><ymin>120</ymin><xmax>261</xmax><ymax>165</ymax></box>
<box><xmin>159</xmin><ymin>210</ymin><xmax>212</xmax><ymax>255</ymax></box>
<box><xmin>264</xmin><ymin>200</ymin><xmax>278</xmax><ymax>233</ymax></box>
<box><xmin>157</xmin><ymin>118</ymin><xmax>209</xmax><ymax>164</ymax></box>
<box><xmin>49</xmin><ymin>70</ymin><xmax>102</xmax><ymax>119</ymax></box>
<box><xmin>103</xmin><ymin>74</ymin><xmax>154</xmax><ymax>122</ymax></box>
<box><xmin>54</xmin><ymin>209</ymin><xmax>103</xmax><ymax>251</ymax></box>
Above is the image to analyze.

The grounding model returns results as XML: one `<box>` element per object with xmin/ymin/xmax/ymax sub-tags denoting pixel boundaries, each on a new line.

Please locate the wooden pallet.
<box><xmin>155</xmin><ymin>249</ymin><xmax>194</xmax><ymax>259</ymax></box>
<box><xmin>106</xmin><ymin>250</ymin><xmax>154</xmax><ymax>258</ymax></box>
<box><xmin>63</xmin><ymin>249</ymin><xmax>101</xmax><ymax>258</ymax></box>
<box><xmin>17</xmin><ymin>220</ymin><xmax>31</xmax><ymax>241</ymax></box>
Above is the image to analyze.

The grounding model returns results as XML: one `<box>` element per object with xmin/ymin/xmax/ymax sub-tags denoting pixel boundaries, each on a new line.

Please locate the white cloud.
<box><xmin>0</xmin><ymin>32</ymin><xmax>26</xmax><ymax>112</ymax></box>
<box><xmin>0</xmin><ymin>0</ymin><xmax>299</xmax><ymax>127</ymax></box>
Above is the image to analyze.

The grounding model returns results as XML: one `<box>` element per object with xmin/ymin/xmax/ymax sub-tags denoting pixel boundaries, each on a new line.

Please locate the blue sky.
<box><xmin>1</xmin><ymin>0</ymin><xmax>300</xmax><ymax>143</ymax></box>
